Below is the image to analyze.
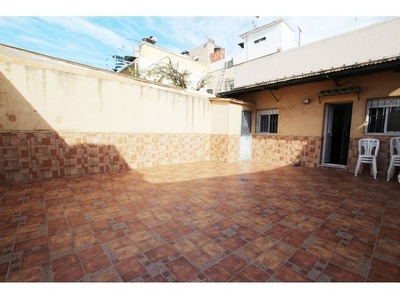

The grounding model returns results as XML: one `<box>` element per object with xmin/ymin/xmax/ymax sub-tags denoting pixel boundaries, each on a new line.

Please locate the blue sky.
<box><xmin>1</xmin><ymin>1</ymin><xmax>398</xmax><ymax>71</ymax></box>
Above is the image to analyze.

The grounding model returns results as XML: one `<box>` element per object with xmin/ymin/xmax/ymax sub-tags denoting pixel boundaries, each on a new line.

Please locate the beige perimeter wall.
<box><xmin>0</xmin><ymin>51</ymin><xmax>241</xmax><ymax>182</ymax></box>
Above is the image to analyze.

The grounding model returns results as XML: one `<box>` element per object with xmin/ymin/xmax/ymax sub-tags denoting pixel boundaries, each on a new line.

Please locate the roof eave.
<box><xmin>217</xmin><ymin>56</ymin><xmax>400</xmax><ymax>98</ymax></box>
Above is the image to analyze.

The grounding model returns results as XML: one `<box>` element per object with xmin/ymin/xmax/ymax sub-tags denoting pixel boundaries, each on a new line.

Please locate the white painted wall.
<box><xmin>234</xmin><ymin>17</ymin><xmax>400</xmax><ymax>88</ymax></box>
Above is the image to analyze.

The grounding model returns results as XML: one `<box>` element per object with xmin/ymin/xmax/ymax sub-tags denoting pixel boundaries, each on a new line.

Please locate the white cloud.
<box><xmin>39</xmin><ymin>17</ymin><xmax>128</xmax><ymax>49</ymax></box>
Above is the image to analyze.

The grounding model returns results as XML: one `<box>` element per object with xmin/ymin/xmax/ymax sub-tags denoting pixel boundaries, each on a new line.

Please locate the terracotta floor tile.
<box><xmin>90</xmin><ymin>268</ymin><xmax>121</xmax><ymax>282</ymax></box>
<box><xmin>368</xmin><ymin>267</ymin><xmax>400</xmax><ymax>282</ymax></box>
<box><xmin>264</xmin><ymin>223</ymin><xmax>291</xmax><ymax>240</ymax></box>
<box><xmin>173</xmin><ymin>239</ymin><xmax>198</xmax><ymax>254</ymax></box>
<box><xmin>160</xmin><ymin>230</ymin><xmax>182</xmax><ymax>242</ymax></box>
<box><xmin>370</xmin><ymin>257</ymin><xmax>400</xmax><ymax>280</ymax></box>
<box><xmin>348</xmin><ymin>238</ymin><xmax>375</xmax><ymax>255</ymax></box>
<box><xmin>114</xmin><ymin>257</ymin><xmax>146</xmax><ymax>282</ymax></box>
<box><xmin>7</xmin><ymin>266</ymin><xmax>42</xmax><ymax>282</ymax></box>
<box><xmin>204</xmin><ymin>263</ymin><xmax>235</xmax><ymax>282</ymax></box>
<box><xmin>378</xmin><ymin>225</ymin><xmax>400</xmax><ymax>242</ymax></box>
<box><xmin>256</xmin><ymin>252</ymin><xmax>285</xmax><ymax>271</ymax></box>
<box><xmin>307</xmin><ymin>237</ymin><xmax>337</xmax><ymax>261</ymax></box>
<box><xmin>313</xmin><ymin>228</ymin><xmax>342</xmax><ymax>243</ymax></box>
<box><xmin>91</xmin><ymin>220</ymin><xmax>113</xmax><ymax>233</ymax></box>
<box><xmin>199</xmin><ymin>226</ymin><xmax>222</xmax><ymax>239</ymax></box>
<box><xmin>53</xmin><ymin>264</ymin><xmax>85</xmax><ymax>282</ymax></box>
<box><xmin>268</xmin><ymin>243</ymin><xmax>295</xmax><ymax>260</ymax></box>
<box><xmin>330</xmin><ymin>253</ymin><xmax>362</xmax><ymax>276</ymax></box>
<box><xmin>47</xmin><ymin>218</ymin><xmax>69</xmax><ymax>235</ymax></box>
<box><xmin>74</xmin><ymin>234</ymin><xmax>98</xmax><ymax>249</ymax></box>
<box><xmin>67</xmin><ymin>214</ymin><xmax>89</xmax><ymax>228</ymax></box>
<box><xmin>235</xmin><ymin>226</ymin><xmax>259</xmax><ymax>239</ymax></box>
<box><xmin>288</xmin><ymin>249</ymin><xmax>319</xmax><ymax>271</ymax></box>
<box><xmin>220</xmin><ymin>254</ymin><xmax>248</xmax><ymax>273</ymax></box>
<box><xmin>145</xmin><ymin>244</ymin><xmax>177</xmax><ymax>262</ymax></box>
<box><xmin>189</xmin><ymin>233</ymin><xmax>212</xmax><ymax>247</ymax></box>
<box><xmin>82</xmin><ymin>254</ymin><xmax>111</xmax><ymax>275</ymax></box>
<box><xmin>79</xmin><ymin>244</ymin><xmax>105</xmax><ymax>261</ymax></box>
<box><xmin>49</xmin><ymin>232</ymin><xmax>73</xmax><ymax>248</ymax></box>
<box><xmin>15</xmin><ymin>227</ymin><xmax>42</xmax><ymax>243</ymax></box>
<box><xmin>166</xmin><ymin>257</ymin><xmax>199</xmax><ymax>282</ymax></box>
<box><xmin>96</xmin><ymin>229</ymin><xmax>125</xmax><ymax>244</ymax></box>
<box><xmin>21</xmin><ymin>247</ymin><xmax>50</xmax><ymax>270</ymax></box>
<box><xmin>136</xmin><ymin>237</ymin><xmax>160</xmax><ymax>252</ymax></box>
<box><xmin>52</xmin><ymin>253</ymin><xmax>80</xmax><ymax>273</ymax></box>
<box><xmin>274</xmin><ymin>265</ymin><xmax>311</xmax><ymax>282</ymax></box>
<box><xmin>219</xmin><ymin>236</ymin><xmax>247</xmax><ymax>252</ymax></box>
<box><xmin>200</xmin><ymin>241</ymin><xmax>225</xmax><ymax>257</ymax></box>
<box><xmin>114</xmin><ymin>245</ymin><xmax>140</xmax><ymax>260</ymax></box>
<box><xmin>239</xmin><ymin>264</ymin><xmax>270</xmax><ymax>282</ymax></box>
<box><xmin>324</xmin><ymin>263</ymin><xmax>365</xmax><ymax>282</ymax></box>
<box><xmin>185</xmin><ymin>248</ymin><xmax>212</xmax><ymax>267</ymax></box>
<box><xmin>14</xmin><ymin>236</ymin><xmax>49</xmax><ymax>252</ymax></box>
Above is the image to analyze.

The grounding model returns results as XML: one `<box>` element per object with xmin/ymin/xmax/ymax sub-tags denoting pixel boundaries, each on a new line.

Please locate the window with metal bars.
<box><xmin>241</xmin><ymin>110</ymin><xmax>252</xmax><ymax>135</ymax></box>
<box><xmin>256</xmin><ymin>109</ymin><xmax>278</xmax><ymax>133</ymax></box>
<box><xmin>366</xmin><ymin>97</ymin><xmax>400</xmax><ymax>133</ymax></box>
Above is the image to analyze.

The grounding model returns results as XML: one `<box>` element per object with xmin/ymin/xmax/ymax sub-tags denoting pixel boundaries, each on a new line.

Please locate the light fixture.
<box><xmin>302</xmin><ymin>98</ymin><xmax>310</xmax><ymax>104</ymax></box>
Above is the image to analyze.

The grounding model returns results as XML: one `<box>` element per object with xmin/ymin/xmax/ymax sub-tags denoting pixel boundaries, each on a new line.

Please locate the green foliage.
<box><xmin>129</xmin><ymin>57</ymin><xmax>212</xmax><ymax>92</ymax></box>
<box><xmin>196</xmin><ymin>73</ymin><xmax>213</xmax><ymax>91</ymax></box>
<box><xmin>150</xmin><ymin>58</ymin><xmax>190</xmax><ymax>89</ymax></box>
<box><xmin>127</xmin><ymin>66</ymin><xmax>140</xmax><ymax>78</ymax></box>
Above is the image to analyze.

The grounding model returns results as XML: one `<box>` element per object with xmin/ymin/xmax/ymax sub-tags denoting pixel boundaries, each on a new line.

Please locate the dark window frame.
<box><xmin>256</xmin><ymin>109</ymin><xmax>279</xmax><ymax>134</ymax></box>
<box><xmin>365</xmin><ymin>97</ymin><xmax>400</xmax><ymax>134</ymax></box>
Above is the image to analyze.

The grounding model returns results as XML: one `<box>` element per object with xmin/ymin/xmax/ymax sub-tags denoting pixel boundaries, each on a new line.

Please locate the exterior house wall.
<box><xmin>209</xmin><ymin>99</ymin><xmax>252</xmax><ymax>163</ymax></box>
<box><xmin>1</xmin><ymin>47</ymin><xmax>246</xmax><ymax>183</ymax></box>
<box><xmin>238</xmin><ymin>19</ymin><xmax>296</xmax><ymax>64</ymax></box>
<box><xmin>234</xmin><ymin>18</ymin><xmax>400</xmax><ymax>89</ymax></box>
<box><xmin>188</xmin><ymin>38</ymin><xmax>217</xmax><ymax>66</ymax></box>
<box><xmin>239</xmin><ymin>70</ymin><xmax>400</xmax><ymax>177</ymax></box>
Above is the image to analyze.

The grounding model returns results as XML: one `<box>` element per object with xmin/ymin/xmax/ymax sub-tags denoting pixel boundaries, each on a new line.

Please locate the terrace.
<box><xmin>1</xmin><ymin>160</ymin><xmax>399</xmax><ymax>283</ymax></box>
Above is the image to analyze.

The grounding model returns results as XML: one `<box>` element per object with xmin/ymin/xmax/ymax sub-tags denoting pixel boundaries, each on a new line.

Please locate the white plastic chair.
<box><xmin>354</xmin><ymin>138</ymin><xmax>380</xmax><ymax>179</ymax></box>
<box><xmin>386</xmin><ymin>137</ymin><xmax>400</xmax><ymax>181</ymax></box>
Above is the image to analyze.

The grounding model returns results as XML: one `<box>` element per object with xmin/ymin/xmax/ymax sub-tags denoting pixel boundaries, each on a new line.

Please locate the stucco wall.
<box><xmin>0</xmin><ymin>60</ymin><xmax>211</xmax><ymax>134</ymax></box>
<box><xmin>243</xmin><ymin>71</ymin><xmax>400</xmax><ymax>138</ymax></box>
<box><xmin>242</xmin><ymin>70</ymin><xmax>400</xmax><ymax>176</ymax></box>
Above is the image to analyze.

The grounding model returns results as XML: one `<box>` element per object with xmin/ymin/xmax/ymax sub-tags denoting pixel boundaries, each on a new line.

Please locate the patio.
<box><xmin>0</xmin><ymin>160</ymin><xmax>399</xmax><ymax>282</ymax></box>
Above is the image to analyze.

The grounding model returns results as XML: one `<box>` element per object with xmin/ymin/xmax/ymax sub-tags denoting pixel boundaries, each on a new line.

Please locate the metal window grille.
<box><xmin>241</xmin><ymin>111</ymin><xmax>252</xmax><ymax>135</ymax></box>
<box><xmin>366</xmin><ymin>97</ymin><xmax>400</xmax><ymax>133</ymax></box>
<box><xmin>256</xmin><ymin>109</ymin><xmax>278</xmax><ymax>133</ymax></box>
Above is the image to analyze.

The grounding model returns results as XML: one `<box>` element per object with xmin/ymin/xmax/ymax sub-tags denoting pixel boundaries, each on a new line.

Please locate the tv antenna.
<box><xmin>252</xmin><ymin>16</ymin><xmax>259</xmax><ymax>28</ymax></box>
<box><xmin>298</xmin><ymin>26</ymin><xmax>302</xmax><ymax>46</ymax></box>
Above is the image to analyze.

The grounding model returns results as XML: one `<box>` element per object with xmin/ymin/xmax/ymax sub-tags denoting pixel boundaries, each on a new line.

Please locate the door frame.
<box><xmin>240</xmin><ymin>110</ymin><xmax>252</xmax><ymax>160</ymax></box>
<box><xmin>321</xmin><ymin>102</ymin><xmax>353</xmax><ymax>168</ymax></box>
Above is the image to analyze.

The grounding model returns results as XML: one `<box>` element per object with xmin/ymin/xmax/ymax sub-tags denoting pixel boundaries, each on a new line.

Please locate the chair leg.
<box><xmin>372</xmin><ymin>161</ymin><xmax>377</xmax><ymax>179</ymax></box>
<box><xmin>355</xmin><ymin>159</ymin><xmax>362</xmax><ymax>177</ymax></box>
<box><xmin>387</xmin><ymin>159</ymin><xmax>395</xmax><ymax>181</ymax></box>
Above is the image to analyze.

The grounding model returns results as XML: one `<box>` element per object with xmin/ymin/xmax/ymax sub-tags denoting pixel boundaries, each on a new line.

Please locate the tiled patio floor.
<box><xmin>1</xmin><ymin>161</ymin><xmax>399</xmax><ymax>282</ymax></box>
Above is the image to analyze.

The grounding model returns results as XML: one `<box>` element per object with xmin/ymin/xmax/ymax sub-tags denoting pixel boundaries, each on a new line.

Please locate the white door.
<box><xmin>322</xmin><ymin>104</ymin><xmax>334</xmax><ymax>164</ymax></box>
<box><xmin>240</xmin><ymin>110</ymin><xmax>252</xmax><ymax>160</ymax></box>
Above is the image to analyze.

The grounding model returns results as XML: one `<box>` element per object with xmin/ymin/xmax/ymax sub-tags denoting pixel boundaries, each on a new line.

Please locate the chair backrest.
<box><xmin>358</xmin><ymin>138</ymin><xmax>380</xmax><ymax>156</ymax></box>
<box><xmin>390</xmin><ymin>137</ymin><xmax>400</xmax><ymax>156</ymax></box>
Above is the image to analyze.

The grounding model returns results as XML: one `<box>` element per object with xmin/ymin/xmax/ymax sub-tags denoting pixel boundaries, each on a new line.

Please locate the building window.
<box><xmin>226</xmin><ymin>79</ymin><xmax>234</xmax><ymax>91</ymax></box>
<box><xmin>365</xmin><ymin>97</ymin><xmax>400</xmax><ymax>133</ymax></box>
<box><xmin>254</xmin><ymin>37</ymin><xmax>266</xmax><ymax>44</ymax></box>
<box><xmin>256</xmin><ymin>109</ymin><xmax>278</xmax><ymax>133</ymax></box>
<box><xmin>241</xmin><ymin>111</ymin><xmax>252</xmax><ymax>135</ymax></box>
